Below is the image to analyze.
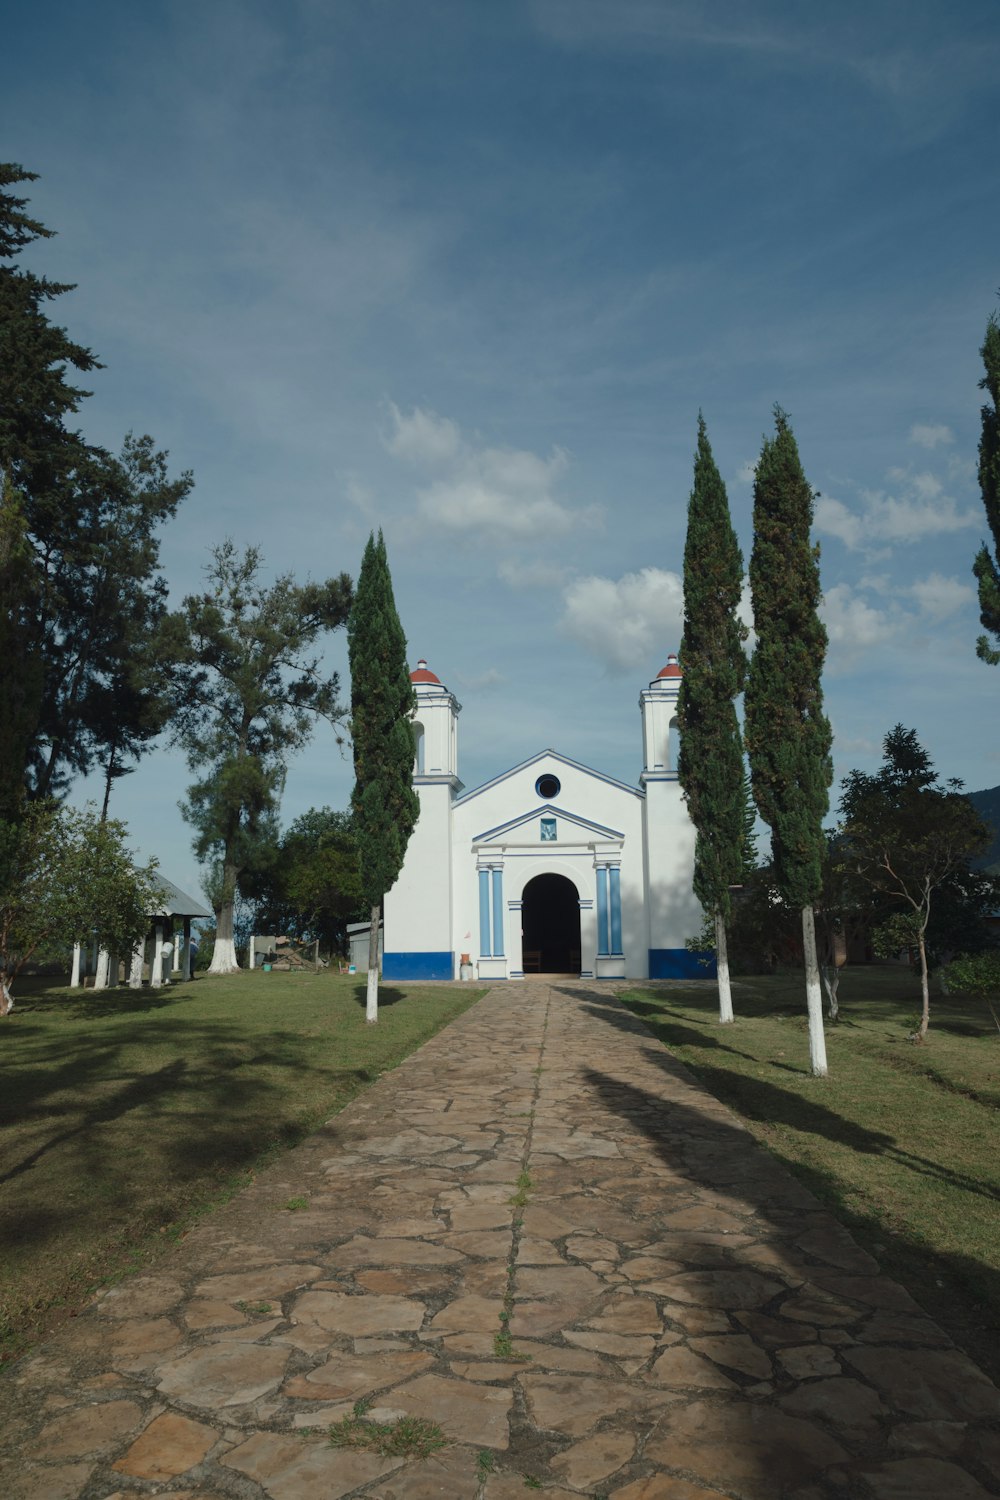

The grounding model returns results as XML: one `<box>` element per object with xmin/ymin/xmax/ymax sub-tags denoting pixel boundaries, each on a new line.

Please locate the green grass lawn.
<box><xmin>0</xmin><ymin>970</ymin><xmax>484</xmax><ymax>1363</ymax></box>
<box><xmin>619</xmin><ymin>966</ymin><xmax>1000</xmax><ymax>1384</ymax></box>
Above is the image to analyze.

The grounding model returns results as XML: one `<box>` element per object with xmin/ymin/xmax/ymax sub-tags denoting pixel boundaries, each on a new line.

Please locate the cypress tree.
<box><xmin>973</xmin><ymin>314</ymin><xmax>1000</xmax><ymax>665</ymax></box>
<box><xmin>677</xmin><ymin>415</ymin><xmax>748</xmax><ymax>1024</ymax></box>
<box><xmin>348</xmin><ymin>531</ymin><xmax>419</xmax><ymax>1022</ymax></box>
<box><xmin>745</xmin><ymin>408</ymin><xmax>832</xmax><ymax>1076</ymax></box>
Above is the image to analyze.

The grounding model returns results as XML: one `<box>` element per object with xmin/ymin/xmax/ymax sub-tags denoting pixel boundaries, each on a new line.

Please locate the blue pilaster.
<box><xmin>479</xmin><ymin>869</ymin><xmax>491</xmax><ymax>956</ymax></box>
<box><xmin>609</xmin><ymin>865</ymin><xmax>622</xmax><ymax>954</ymax></box>
<box><xmin>596</xmin><ymin>866</ymin><xmax>609</xmax><ymax>956</ymax></box>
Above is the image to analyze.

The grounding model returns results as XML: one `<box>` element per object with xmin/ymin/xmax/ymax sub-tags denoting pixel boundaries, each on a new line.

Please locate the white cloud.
<box><xmin>858</xmin><ymin>484</ymin><xmax>973</xmax><ymax>541</ymax></box>
<box><xmin>814</xmin><ymin>474</ymin><xmax>978</xmax><ymax>551</ymax></box>
<box><xmin>385</xmin><ymin>404</ymin><xmax>461</xmax><ymax>467</ymax></box>
<box><xmin>386</xmin><ymin>404</ymin><xmax>597</xmax><ymax>540</ymax></box>
<box><xmin>735</xmin><ymin>459</ymin><xmax>756</xmax><ymax>485</ymax></box>
<box><xmin>560</xmin><ymin>567</ymin><xmax>684</xmax><ymax>673</ymax></box>
<box><xmin>814</xmin><ymin>494</ymin><xmax>864</xmax><ymax>549</ymax></box>
<box><xmin>820</xmin><ymin>583</ymin><xmax>900</xmax><ymax>669</ymax></box>
<box><xmin>910</xmin><ymin>423</ymin><xmax>954</xmax><ymax>449</ymax></box>
<box><xmin>908</xmin><ymin>572</ymin><xmax>976</xmax><ymax>621</ymax></box>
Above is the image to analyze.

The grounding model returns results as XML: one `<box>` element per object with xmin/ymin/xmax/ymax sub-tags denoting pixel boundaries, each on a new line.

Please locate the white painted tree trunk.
<box><xmin>366</xmin><ymin>903</ymin><xmax>380</xmax><ymax>1023</ymax></box>
<box><xmin>93</xmin><ymin>949</ymin><xmax>111</xmax><ymax>990</ymax></box>
<box><xmin>208</xmin><ymin>936</ymin><xmax>241</xmax><ymax>974</ymax></box>
<box><xmin>714</xmin><ymin>907</ymin><xmax>734</xmax><ymax>1024</ymax></box>
<box><xmin>209</xmin><ymin>879</ymin><xmax>242</xmax><ymax>974</ymax></box>
<box><xmin>129</xmin><ymin>940</ymin><xmax>145</xmax><ymax>988</ymax></box>
<box><xmin>802</xmin><ymin>906</ymin><xmax>829</xmax><ymax>1077</ymax></box>
<box><xmin>71</xmin><ymin>943</ymin><xmax>82</xmax><ymax>987</ymax></box>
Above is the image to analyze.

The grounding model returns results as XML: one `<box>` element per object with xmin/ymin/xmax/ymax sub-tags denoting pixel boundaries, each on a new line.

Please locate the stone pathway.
<box><xmin>3</xmin><ymin>982</ymin><xmax>1000</xmax><ymax>1499</ymax></box>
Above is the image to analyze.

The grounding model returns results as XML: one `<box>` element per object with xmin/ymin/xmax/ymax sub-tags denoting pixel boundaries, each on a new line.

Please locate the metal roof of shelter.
<box><xmin>148</xmin><ymin>875</ymin><xmax>212</xmax><ymax>920</ymax></box>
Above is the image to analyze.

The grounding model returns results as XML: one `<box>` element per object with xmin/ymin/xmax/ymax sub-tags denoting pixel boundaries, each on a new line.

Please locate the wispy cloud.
<box><xmin>910</xmin><ymin>422</ymin><xmax>954</xmax><ymax>450</ymax></box>
<box><xmin>386</xmin><ymin>404</ymin><xmax>600</xmax><ymax>540</ymax></box>
<box><xmin>820</xmin><ymin>583</ymin><xmax>901</xmax><ymax>668</ymax></box>
<box><xmin>560</xmin><ymin>567</ymin><xmax>683</xmax><ymax>673</ymax></box>
<box><xmin>907</xmin><ymin>572</ymin><xmax>975</xmax><ymax>621</ymax></box>
<box><xmin>815</xmin><ymin>470</ymin><xmax>978</xmax><ymax>552</ymax></box>
<box><xmin>820</xmin><ymin>570</ymin><xmax>977</xmax><ymax>673</ymax></box>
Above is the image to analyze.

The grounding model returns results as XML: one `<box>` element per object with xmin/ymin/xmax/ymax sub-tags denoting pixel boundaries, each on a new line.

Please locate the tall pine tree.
<box><xmin>348</xmin><ymin>531</ymin><xmax>419</xmax><ymax>1023</ymax></box>
<box><xmin>677</xmin><ymin>415</ymin><xmax>748</xmax><ymax>1024</ymax></box>
<box><xmin>973</xmin><ymin>313</ymin><xmax>1000</xmax><ymax>665</ymax></box>
<box><xmin>1</xmin><ymin>164</ymin><xmax>192</xmax><ymax>802</ymax></box>
<box><xmin>745</xmin><ymin>408</ymin><xmax>832</xmax><ymax>1076</ymax></box>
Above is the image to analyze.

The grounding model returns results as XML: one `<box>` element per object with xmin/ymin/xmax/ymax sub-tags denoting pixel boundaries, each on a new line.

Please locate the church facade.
<box><xmin>382</xmin><ymin>657</ymin><xmax>711</xmax><ymax>983</ymax></box>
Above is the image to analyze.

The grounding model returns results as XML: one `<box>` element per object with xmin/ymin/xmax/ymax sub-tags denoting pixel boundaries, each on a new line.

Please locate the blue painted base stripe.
<box><xmin>383</xmin><ymin>951</ymin><xmax>453</xmax><ymax>981</ymax></box>
<box><xmin>648</xmin><ymin>948</ymin><xmax>717</xmax><ymax>980</ymax></box>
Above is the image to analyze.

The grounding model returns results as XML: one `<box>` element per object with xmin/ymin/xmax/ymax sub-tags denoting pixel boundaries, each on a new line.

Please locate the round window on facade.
<box><xmin>535</xmin><ymin>773</ymin><xmax>561</xmax><ymax>799</ymax></box>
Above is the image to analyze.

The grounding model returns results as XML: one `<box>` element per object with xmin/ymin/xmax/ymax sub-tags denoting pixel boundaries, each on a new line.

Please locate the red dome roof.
<box><xmin>410</xmin><ymin>658</ymin><xmax>441</xmax><ymax>684</ymax></box>
<box><xmin>657</xmin><ymin>653</ymin><xmax>682</xmax><ymax>679</ymax></box>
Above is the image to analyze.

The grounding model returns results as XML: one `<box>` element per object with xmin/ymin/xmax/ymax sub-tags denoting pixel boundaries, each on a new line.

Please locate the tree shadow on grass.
<box><xmin>351</xmin><ymin>985</ymin><xmax>408</xmax><ymax>1008</ymax></box>
<box><xmin>17</xmin><ymin>989</ymin><xmax>181</xmax><ymax>1018</ymax></box>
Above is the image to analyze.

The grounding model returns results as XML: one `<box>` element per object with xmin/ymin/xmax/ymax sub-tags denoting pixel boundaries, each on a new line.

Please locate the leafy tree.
<box><xmin>348</xmin><ymin>531</ymin><xmax>419</xmax><ymax>1022</ymax></box>
<box><xmin>943</xmin><ymin>950</ymin><xmax>1000</xmax><ymax>1013</ymax></box>
<box><xmin>745</xmin><ymin>408</ymin><xmax>833</xmax><ymax>1076</ymax></box>
<box><xmin>0</xmin><ymin>164</ymin><xmax>192</xmax><ymax>803</ymax></box>
<box><xmin>27</xmin><ymin>433</ymin><xmax>192</xmax><ymax>801</ymax></box>
<box><xmin>0</xmin><ymin>163</ymin><xmax>99</xmax><ymax>485</ymax></box>
<box><xmin>0</xmin><ymin>803</ymin><xmax>158</xmax><ymax>1012</ymax></box>
<box><xmin>246</xmin><ymin>808</ymin><xmax>364</xmax><ymax>956</ymax></box>
<box><xmin>839</xmin><ymin>725</ymin><xmax>991</xmax><ymax>1042</ymax></box>
<box><xmin>172</xmin><ymin>542</ymin><xmax>352</xmax><ymax>973</ymax></box>
<box><xmin>0</xmin><ymin>482</ymin><xmax>43</xmax><ymax>820</ymax></box>
<box><xmin>677</xmin><ymin>415</ymin><xmax>748</xmax><ymax>1024</ymax></box>
<box><xmin>973</xmin><ymin>313</ymin><xmax>1000</xmax><ymax>665</ymax></box>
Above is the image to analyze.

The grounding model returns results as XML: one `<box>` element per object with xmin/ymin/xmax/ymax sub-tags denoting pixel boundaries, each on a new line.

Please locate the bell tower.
<box><xmin>640</xmin><ymin>653</ymin><xmax>705</xmax><ymax>977</ymax></box>
<box><xmin>382</xmin><ymin>660</ymin><xmax>461</xmax><ymax>981</ymax></box>
<box><xmin>640</xmin><ymin>653</ymin><xmax>681</xmax><ymax>776</ymax></box>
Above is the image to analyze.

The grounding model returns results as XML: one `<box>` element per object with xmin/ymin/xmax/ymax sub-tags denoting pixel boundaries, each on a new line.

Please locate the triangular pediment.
<box><xmin>473</xmin><ymin>802</ymin><xmax>624</xmax><ymax>845</ymax></box>
<box><xmin>455</xmin><ymin>748</ymin><xmax>642</xmax><ymax>808</ymax></box>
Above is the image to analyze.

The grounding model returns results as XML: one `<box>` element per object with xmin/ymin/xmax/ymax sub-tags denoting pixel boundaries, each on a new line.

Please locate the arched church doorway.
<box><xmin>521</xmin><ymin>874</ymin><xmax>581</xmax><ymax>975</ymax></box>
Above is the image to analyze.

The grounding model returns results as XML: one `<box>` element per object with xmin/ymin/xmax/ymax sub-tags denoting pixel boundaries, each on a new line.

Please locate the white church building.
<box><xmin>381</xmin><ymin>656</ymin><xmax>711</xmax><ymax>983</ymax></box>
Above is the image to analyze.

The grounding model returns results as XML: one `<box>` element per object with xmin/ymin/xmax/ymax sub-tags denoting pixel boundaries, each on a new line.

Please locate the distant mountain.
<box><xmin>968</xmin><ymin>786</ymin><xmax>1000</xmax><ymax>874</ymax></box>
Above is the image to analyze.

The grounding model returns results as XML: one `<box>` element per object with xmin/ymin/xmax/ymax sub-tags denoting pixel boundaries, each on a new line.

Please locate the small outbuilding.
<box><xmin>70</xmin><ymin>875</ymin><xmax>212</xmax><ymax>988</ymax></box>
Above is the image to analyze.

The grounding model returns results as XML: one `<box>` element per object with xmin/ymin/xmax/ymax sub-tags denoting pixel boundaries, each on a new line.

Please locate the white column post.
<box><xmin>171</xmin><ymin>927</ymin><xmax>182</xmax><ymax>975</ymax></box>
<box><xmin>71</xmin><ymin>942</ymin><xmax>82</xmax><ymax>988</ymax></box>
<box><xmin>130</xmin><ymin>937</ymin><xmax>146</xmax><ymax>988</ymax></box>
<box><xmin>249</xmin><ymin>934</ymin><xmax>256</xmax><ymax>971</ymax></box>
<box><xmin>150</xmin><ymin>922</ymin><xmax>166</xmax><ymax>987</ymax></box>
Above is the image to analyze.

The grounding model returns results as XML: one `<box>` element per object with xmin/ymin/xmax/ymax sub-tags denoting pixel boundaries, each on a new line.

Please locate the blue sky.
<box><xmin>6</xmin><ymin>0</ymin><xmax>1000</xmax><ymax>902</ymax></box>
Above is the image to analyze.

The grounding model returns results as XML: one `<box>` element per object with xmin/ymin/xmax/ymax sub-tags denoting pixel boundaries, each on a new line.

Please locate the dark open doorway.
<box><xmin>521</xmin><ymin>873</ymin><xmax>581</xmax><ymax>975</ymax></box>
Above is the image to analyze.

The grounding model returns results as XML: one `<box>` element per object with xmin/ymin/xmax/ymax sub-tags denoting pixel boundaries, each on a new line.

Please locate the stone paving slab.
<box><xmin>2</xmin><ymin>981</ymin><xmax>1000</xmax><ymax>1498</ymax></box>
